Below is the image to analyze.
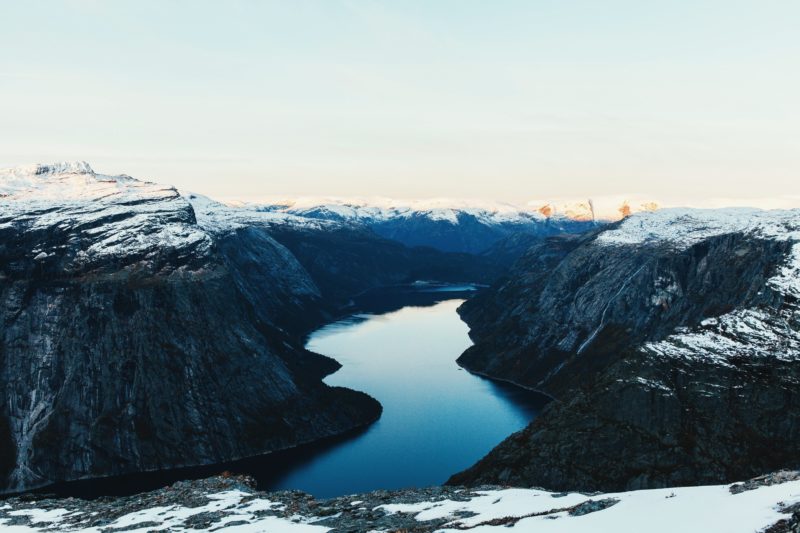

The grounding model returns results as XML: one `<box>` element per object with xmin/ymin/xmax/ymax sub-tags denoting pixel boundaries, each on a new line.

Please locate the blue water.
<box><xmin>266</xmin><ymin>298</ymin><xmax>548</xmax><ymax>496</ymax></box>
<box><xmin>37</xmin><ymin>289</ymin><xmax>547</xmax><ymax>499</ymax></box>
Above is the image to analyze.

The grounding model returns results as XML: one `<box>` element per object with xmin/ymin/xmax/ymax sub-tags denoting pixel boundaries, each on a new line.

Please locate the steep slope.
<box><xmin>450</xmin><ymin>208</ymin><xmax>800</xmax><ymax>491</ymax></box>
<box><xmin>188</xmin><ymin>194</ymin><xmax>505</xmax><ymax>305</ymax></box>
<box><xmin>0</xmin><ymin>163</ymin><xmax>380</xmax><ymax>494</ymax></box>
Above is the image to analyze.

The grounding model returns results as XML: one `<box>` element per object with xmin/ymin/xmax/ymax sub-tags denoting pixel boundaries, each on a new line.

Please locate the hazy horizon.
<box><xmin>1</xmin><ymin>1</ymin><xmax>798</xmax><ymax>204</ymax></box>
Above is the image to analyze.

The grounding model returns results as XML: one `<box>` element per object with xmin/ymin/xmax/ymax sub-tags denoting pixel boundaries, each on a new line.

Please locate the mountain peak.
<box><xmin>33</xmin><ymin>161</ymin><xmax>94</xmax><ymax>176</ymax></box>
<box><xmin>0</xmin><ymin>161</ymin><xmax>177</xmax><ymax>203</ymax></box>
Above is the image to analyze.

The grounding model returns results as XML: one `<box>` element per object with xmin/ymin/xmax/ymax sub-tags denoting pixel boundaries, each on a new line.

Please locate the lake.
<box><xmin>267</xmin><ymin>294</ymin><xmax>548</xmax><ymax>496</ymax></box>
<box><xmin>35</xmin><ymin>286</ymin><xmax>549</xmax><ymax>499</ymax></box>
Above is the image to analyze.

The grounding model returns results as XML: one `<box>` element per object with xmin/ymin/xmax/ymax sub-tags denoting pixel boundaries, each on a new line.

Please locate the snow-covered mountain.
<box><xmin>218</xmin><ymin>197</ymin><xmax>607</xmax><ymax>254</ymax></box>
<box><xmin>245</xmin><ymin>197</ymin><xmax>550</xmax><ymax>225</ymax></box>
<box><xmin>0</xmin><ymin>161</ymin><xmax>507</xmax><ymax>493</ymax></box>
<box><xmin>222</xmin><ymin>195</ymin><xmax>661</xmax><ymax>225</ymax></box>
<box><xmin>453</xmin><ymin>206</ymin><xmax>800</xmax><ymax>491</ymax></box>
<box><xmin>6</xmin><ymin>160</ymin><xmax>799</xmax><ymax>516</ymax></box>
<box><xmin>0</xmin><ymin>161</ymin><xmax>211</xmax><ymax>265</ymax></box>
<box><xmin>0</xmin><ymin>162</ymin><xmax>384</xmax><ymax>493</ymax></box>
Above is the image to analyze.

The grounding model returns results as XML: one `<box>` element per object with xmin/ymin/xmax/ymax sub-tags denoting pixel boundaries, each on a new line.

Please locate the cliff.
<box><xmin>451</xmin><ymin>208</ymin><xmax>800</xmax><ymax>491</ymax></box>
<box><xmin>0</xmin><ymin>163</ymin><xmax>380</xmax><ymax>493</ymax></box>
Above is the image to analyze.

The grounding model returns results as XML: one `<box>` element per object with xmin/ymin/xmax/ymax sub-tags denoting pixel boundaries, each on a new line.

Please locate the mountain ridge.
<box><xmin>449</xmin><ymin>207</ymin><xmax>800</xmax><ymax>491</ymax></box>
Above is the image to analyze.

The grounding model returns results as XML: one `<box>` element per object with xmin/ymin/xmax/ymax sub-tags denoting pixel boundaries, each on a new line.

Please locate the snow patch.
<box><xmin>597</xmin><ymin>207</ymin><xmax>800</xmax><ymax>248</ymax></box>
<box><xmin>3</xmin><ymin>477</ymin><xmax>800</xmax><ymax>532</ymax></box>
<box><xmin>0</xmin><ymin>162</ymin><xmax>213</xmax><ymax>267</ymax></box>
<box><xmin>380</xmin><ymin>481</ymin><xmax>800</xmax><ymax>532</ymax></box>
<box><xmin>769</xmin><ymin>244</ymin><xmax>800</xmax><ymax>299</ymax></box>
<box><xmin>642</xmin><ymin>307</ymin><xmax>800</xmax><ymax>365</ymax></box>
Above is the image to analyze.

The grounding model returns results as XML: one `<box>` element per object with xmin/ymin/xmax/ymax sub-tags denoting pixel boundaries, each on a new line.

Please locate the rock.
<box><xmin>1</xmin><ymin>472</ymin><xmax>796</xmax><ymax>532</ymax></box>
<box><xmin>0</xmin><ymin>163</ymin><xmax>380</xmax><ymax>494</ymax></box>
<box><xmin>450</xmin><ymin>208</ymin><xmax>800</xmax><ymax>491</ymax></box>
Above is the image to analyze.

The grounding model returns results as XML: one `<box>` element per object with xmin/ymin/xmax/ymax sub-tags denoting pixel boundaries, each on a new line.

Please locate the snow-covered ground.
<box><xmin>0</xmin><ymin>161</ymin><xmax>177</xmax><ymax>208</ymax></box>
<box><xmin>183</xmin><ymin>192</ymin><xmax>335</xmax><ymax>233</ymax></box>
<box><xmin>0</xmin><ymin>161</ymin><xmax>212</xmax><ymax>265</ymax></box>
<box><xmin>381</xmin><ymin>479</ymin><xmax>800</xmax><ymax>532</ymax></box>
<box><xmin>596</xmin><ymin>207</ymin><xmax>800</xmax><ymax>248</ymax></box>
<box><xmin>0</xmin><ymin>489</ymin><xmax>327</xmax><ymax>533</ymax></box>
<box><xmin>642</xmin><ymin>306</ymin><xmax>800</xmax><ymax>366</ymax></box>
<box><xmin>1</xmin><ymin>474</ymin><xmax>798</xmax><ymax>532</ymax></box>
<box><xmin>595</xmin><ymin>207</ymin><xmax>800</xmax><ymax>367</ymax></box>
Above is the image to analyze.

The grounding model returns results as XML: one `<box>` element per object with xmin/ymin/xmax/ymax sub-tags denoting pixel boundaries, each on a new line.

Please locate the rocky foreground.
<box><xmin>1</xmin><ymin>472</ymin><xmax>799</xmax><ymax>532</ymax></box>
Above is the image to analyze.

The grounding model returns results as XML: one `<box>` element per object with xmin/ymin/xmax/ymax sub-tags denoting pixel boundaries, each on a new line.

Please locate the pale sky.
<box><xmin>1</xmin><ymin>1</ymin><xmax>799</xmax><ymax>204</ymax></box>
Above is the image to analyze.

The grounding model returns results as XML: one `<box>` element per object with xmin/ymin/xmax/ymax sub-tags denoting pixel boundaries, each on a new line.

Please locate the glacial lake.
<box><xmin>37</xmin><ymin>286</ymin><xmax>548</xmax><ymax>499</ymax></box>
<box><xmin>269</xmin><ymin>292</ymin><xmax>549</xmax><ymax>496</ymax></box>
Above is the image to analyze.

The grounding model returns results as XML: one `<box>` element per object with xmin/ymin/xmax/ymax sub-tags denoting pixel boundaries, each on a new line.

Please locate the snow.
<box><xmin>527</xmin><ymin>195</ymin><xmax>660</xmax><ymax>221</ymax></box>
<box><xmin>1</xmin><ymin>162</ymin><xmax>665</xmax><ymax>249</ymax></box>
<box><xmin>101</xmin><ymin>490</ymin><xmax>309</xmax><ymax>532</ymax></box>
<box><xmin>770</xmin><ymin>244</ymin><xmax>800</xmax><ymax>298</ymax></box>
<box><xmin>184</xmin><ymin>191</ymin><xmax>336</xmax><ymax>233</ymax></box>
<box><xmin>597</xmin><ymin>207</ymin><xmax>800</xmax><ymax>248</ymax></box>
<box><xmin>599</xmin><ymin>209</ymin><xmax>800</xmax><ymax>366</ymax></box>
<box><xmin>0</xmin><ymin>490</ymin><xmax>327</xmax><ymax>533</ymax></box>
<box><xmin>214</xmin><ymin>196</ymin><xmax>553</xmax><ymax>227</ymax></box>
<box><xmin>641</xmin><ymin>306</ymin><xmax>800</xmax><ymax>366</ymax></box>
<box><xmin>6</xmin><ymin>508</ymin><xmax>72</xmax><ymax>524</ymax></box>
<box><xmin>380</xmin><ymin>489</ymin><xmax>591</xmax><ymax>526</ymax></box>
<box><xmin>217</xmin><ymin>195</ymin><xmax>665</xmax><ymax>225</ymax></box>
<box><xmin>379</xmin><ymin>481</ymin><xmax>800</xmax><ymax>532</ymax></box>
<box><xmin>0</xmin><ymin>162</ymin><xmax>213</xmax><ymax>265</ymax></box>
<box><xmin>4</xmin><ymin>477</ymin><xmax>799</xmax><ymax>532</ymax></box>
<box><xmin>592</xmin><ymin>208</ymin><xmax>800</xmax><ymax>367</ymax></box>
<box><xmin>633</xmin><ymin>376</ymin><xmax>673</xmax><ymax>392</ymax></box>
<box><xmin>0</xmin><ymin>161</ymin><xmax>172</xmax><ymax>203</ymax></box>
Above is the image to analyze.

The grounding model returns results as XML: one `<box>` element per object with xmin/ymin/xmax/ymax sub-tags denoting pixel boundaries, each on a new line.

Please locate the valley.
<box><xmin>1</xmin><ymin>162</ymin><xmax>799</xmax><ymax>531</ymax></box>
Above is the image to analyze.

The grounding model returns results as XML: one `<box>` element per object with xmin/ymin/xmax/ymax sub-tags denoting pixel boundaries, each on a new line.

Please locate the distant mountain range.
<box><xmin>3</xmin><ymin>160</ymin><xmax>799</xmax><ymax>509</ymax></box>
<box><xmin>203</xmin><ymin>196</ymin><xmax>658</xmax><ymax>254</ymax></box>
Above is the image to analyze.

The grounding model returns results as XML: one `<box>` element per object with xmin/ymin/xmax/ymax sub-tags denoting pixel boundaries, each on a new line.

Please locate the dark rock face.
<box><xmin>268</xmin><ymin>203</ymin><xmax>598</xmax><ymax>254</ymax></box>
<box><xmin>450</xmin><ymin>211</ymin><xmax>800</xmax><ymax>491</ymax></box>
<box><xmin>0</xmin><ymin>167</ymin><xmax>380</xmax><ymax>494</ymax></box>
<box><xmin>458</xmin><ymin>231</ymin><xmax>791</xmax><ymax>394</ymax></box>
<box><xmin>369</xmin><ymin>212</ymin><xmax>596</xmax><ymax>254</ymax></box>
<box><xmin>265</xmin><ymin>224</ymin><xmax>503</xmax><ymax>304</ymax></box>
<box><xmin>451</xmin><ymin>346</ymin><xmax>800</xmax><ymax>491</ymax></box>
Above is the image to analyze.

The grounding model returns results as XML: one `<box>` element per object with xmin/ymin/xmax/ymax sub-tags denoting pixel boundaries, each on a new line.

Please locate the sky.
<box><xmin>1</xmin><ymin>0</ymin><xmax>799</xmax><ymax>205</ymax></box>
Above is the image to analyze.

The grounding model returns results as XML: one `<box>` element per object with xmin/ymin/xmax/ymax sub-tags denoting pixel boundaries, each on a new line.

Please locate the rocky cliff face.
<box><xmin>368</xmin><ymin>212</ymin><xmax>595</xmax><ymax>255</ymax></box>
<box><xmin>188</xmin><ymin>193</ymin><xmax>506</xmax><ymax>306</ymax></box>
<box><xmin>0</xmin><ymin>163</ymin><xmax>380</xmax><ymax>494</ymax></box>
<box><xmin>451</xmin><ymin>208</ymin><xmax>800</xmax><ymax>491</ymax></box>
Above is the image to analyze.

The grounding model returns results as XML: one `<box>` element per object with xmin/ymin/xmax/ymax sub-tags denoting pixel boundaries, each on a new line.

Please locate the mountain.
<box><xmin>234</xmin><ymin>197</ymin><xmax>603</xmax><ymax>254</ymax></box>
<box><xmin>186</xmin><ymin>193</ymin><xmax>505</xmax><ymax>304</ymax></box>
<box><xmin>0</xmin><ymin>162</ymin><xmax>383</xmax><ymax>493</ymax></box>
<box><xmin>0</xmin><ymin>162</ymin><xmax>524</xmax><ymax>494</ymax></box>
<box><xmin>2</xmin><ymin>471</ymin><xmax>799</xmax><ymax>532</ymax></box>
<box><xmin>450</xmin><ymin>208</ymin><xmax>800</xmax><ymax>491</ymax></box>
